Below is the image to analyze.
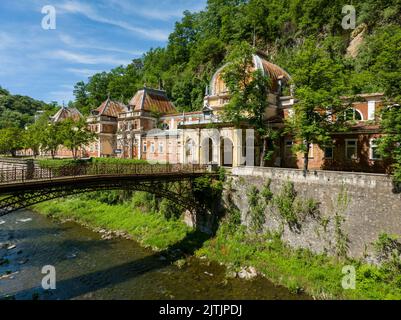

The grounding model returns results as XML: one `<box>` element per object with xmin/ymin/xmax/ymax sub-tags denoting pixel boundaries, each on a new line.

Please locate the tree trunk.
<box><xmin>260</xmin><ymin>138</ymin><xmax>268</xmax><ymax>167</ymax></box>
<box><xmin>303</xmin><ymin>141</ymin><xmax>310</xmax><ymax>176</ymax></box>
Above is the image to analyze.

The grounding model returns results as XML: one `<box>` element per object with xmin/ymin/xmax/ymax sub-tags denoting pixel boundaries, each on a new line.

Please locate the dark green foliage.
<box><xmin>374</xmin><ymin>233</ymin><xmax>401</xmax><ymax>268</ymax></box>
<box><xmin>246</xmin><ymin>186</ymin><xmax>266</xmax><ymax>232</ymax></box>
<box><xmin>333</xmin><ymin>186</ymin><xmax>350</xmax><ymax>258</ymax></box>
<box><xmin>131</xmin><ymin>191</ymin><xmax>158</xmax><ymax>212</ymax></box>
<box><xmin>59</xmin><ymin>0</ymin><xmax>401</xmax><ymax>123</ymax></box>
<box><xmin>218</xmin><ymin>167</ymin><xmax>226</xmax><ymax>182</ymax></box>
<box><xmin>271</xmin><ymin>180</ymin><xmax>320</xmax><ymax>230</ymax></box>
<box><xmin>283</xmin><ymin>37</ymin><xmax>349</xmax><ymax>172</ymax></box>
<box><xmin>79</xmin><ymin>191</ymin><xmax>122</xmax><ymax>205</ymax></box>
<box><xmin>261</xmin><ymin>179</ymin><xmax>273</xmax><ymax>203</ymax></box>
<box><xmin>0</xmin><ymin>86</ymin><xmax>56</xmax><ymax>129</ymax></box>
<box><xmin>272</xmin><ymin>181</ymin><xmax>298</xmax><ymax>226</ymax></box>
<box><xmin>159</xmin><ymin>198</ymin><xmax>183</xmax><ymax>220</ymax></box>
<box><xmin>0</xmin><ymin>127</ymin><xmax>25</xmax><ymax>157</ymax></box>
<box><xmin>378</xmin><ymin>105</ymin><xmax>401</xmax><ymax>182</ymax></box>
<box><xmin>198</xmin><ymin>219</ymin><xmax>401</xmax><ymax>299</ymax></box>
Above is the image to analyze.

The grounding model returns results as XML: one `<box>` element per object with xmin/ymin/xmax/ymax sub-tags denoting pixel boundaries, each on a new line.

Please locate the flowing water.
<box><xmin>0</xmin><ymin>210</ymin><xmax>308</xmax><ymax>300</ymax></box>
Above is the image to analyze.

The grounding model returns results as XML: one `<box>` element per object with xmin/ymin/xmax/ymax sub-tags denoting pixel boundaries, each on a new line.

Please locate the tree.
<box><xmin>284</xmin><ymin>38</ymin><xmax>348</xmax><ymax>173</ymax></box>
<box><xmin>42</xmin><ymin>122</ymin><xmax>65</xmax><ymax>159</ymax></box>
<box><xmin>222</xmin><ymin>42</ymin><xmax>273</xmax><ymax>166</ymax></box>
<box><xmin>0</xmin><ymin>86</ymin><xmax>9</xmax><ymax>96</ymax></box>
<box><xmin>86</xmin><ymin>72</ymin><xmax>112</xmax><ymax>109</ymax></box>
<box><xmin>354</xmin><ymin>25</ymin><xmax>401</xmax><ymax>181</ymax></box>
<box><xmin>378</xmin><ymin>105</ymin><xmax>401</xmax><ymax>182</ymax></box>
<box><xmin>0</xmin><ymin>127</ymin><xmax>25</xmax><ymax>157</ymax></box>
<box><xmin>23</xmin><ymin>112</ymin><xmax>54</xmax><ymax>157</ymax></box>
<box><xmin>60</xmin><ymin>118</ymin><xmax>96</xmax><ymax>160</ymax></box>
<box><xmin>24</xmin><ymin>121</ymin><xmax>45</xmax><ymax>157</ymax></box>
<box><xmin>73</xmin><ymin>81</ymin><xmax>90</xmax><ymax>115</ymax></box>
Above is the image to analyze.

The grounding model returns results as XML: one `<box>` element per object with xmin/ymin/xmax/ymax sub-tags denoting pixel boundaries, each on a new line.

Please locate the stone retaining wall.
<box><xmin>227</xmin><ymin>167</ymin><xmax>401</xmax><ymax>259</ymax></box>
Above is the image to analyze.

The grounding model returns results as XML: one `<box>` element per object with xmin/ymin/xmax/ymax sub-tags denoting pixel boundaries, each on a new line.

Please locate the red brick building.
<box><xmin>49</xmin><ymin>52</ymin><xmax>391</xmax><ymax>174</ymax></box>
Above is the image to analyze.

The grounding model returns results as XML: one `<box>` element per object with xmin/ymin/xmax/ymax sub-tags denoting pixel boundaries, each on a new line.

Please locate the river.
<box><xmin>0</xmin><ymin>210</ymin><xmax>307</xmax><ymax>300</ymax></box>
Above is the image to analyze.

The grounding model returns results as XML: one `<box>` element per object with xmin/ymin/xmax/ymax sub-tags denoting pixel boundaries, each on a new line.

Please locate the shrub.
<box><xmin>131</xmin><ymin>192</ymin><xmax>158</xmax><ymax>212</ymax></box>
<box><xmin>374</xmin><ymin>233</ymin><xmax>401</xmax><ymax>276</ymax></box>
<box><xmin>246</xmin><ymin>186</ymin><xmax>266</xmax><ymax>232</ymax></box>
<box><xmin>273</xmin><ymin>181</ymin><xmax>298</xmax><ymax>226</ymax></box>
<box><xmin>159</xmin><ymin>198</ymin><xmax>182</xmax><ymax>220</ymax></box>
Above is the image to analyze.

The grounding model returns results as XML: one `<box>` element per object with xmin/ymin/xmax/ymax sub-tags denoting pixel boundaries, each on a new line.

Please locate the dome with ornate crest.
<box><xmin>208</xmin><ymin>52</ymin><xmax>291</xmax><ymax>97</ymax></box>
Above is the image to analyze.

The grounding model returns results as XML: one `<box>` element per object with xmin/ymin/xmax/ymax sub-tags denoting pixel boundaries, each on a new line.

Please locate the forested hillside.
<box><xmin>0</xmin><ymin>86</ymin><xmax>56</xmax><ymax>129</ymax></box>
<box><xmin>71</xmin><ymin>0</ymin><xmax>401</xmax><ymax>114</ymax></box>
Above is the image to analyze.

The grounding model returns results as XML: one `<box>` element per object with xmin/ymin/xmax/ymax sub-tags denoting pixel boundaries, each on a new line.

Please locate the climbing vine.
<box><xmin>246</xmin><ymin>186</ymin><xmax>266</xmax><ymax>232</ymax></box>
<box><xmin>271</xmin><ymin>181</ymin><xmax>319</xmax><ymax>231</ymax></box>
<box><xmin>333</xmin><ymin>185</ymin><xmax>350</xmax><ymax>259</ymax></box>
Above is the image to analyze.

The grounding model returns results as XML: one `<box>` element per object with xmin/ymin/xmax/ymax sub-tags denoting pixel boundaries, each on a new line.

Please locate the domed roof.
<box><xmin>209</xmin><ymin>53</ymin><xmax>291</xmax><ymax>96</ymax></box>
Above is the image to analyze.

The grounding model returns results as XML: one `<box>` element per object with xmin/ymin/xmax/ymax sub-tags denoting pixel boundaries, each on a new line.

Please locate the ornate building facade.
<box><xmin>53</xmin><ymin>52</ymin><xmax>389</xmax><ymax>174</ymax></box>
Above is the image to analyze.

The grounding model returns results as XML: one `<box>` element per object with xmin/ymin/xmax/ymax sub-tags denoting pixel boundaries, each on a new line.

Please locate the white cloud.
<box><xmin>51</xmin><ymin>50</ymin><xmax>131</xmax><ymax>65</ymax></box>
<box><xmin>59</xmin><ymin>34</ymin><xmax>143</xmax><ymax>56</ymax></box>
<box><xmin>48</xmin><ymin>90</ymin><xmax>74</xmax><ymax>102</ymax></box>
<box><xmin>107</xmin><ymin>0</ymin><xmax>205</xmax><ymax>21</ymax></box>
<box><xmin>58</xmin><ymin>1</ymin><xmax>170</xmax><ymax>41</ymax></box>
<box><xmin>66</xmin><ymin>68</ymin><xmax>103</xmax><ymax>77</ymax></box>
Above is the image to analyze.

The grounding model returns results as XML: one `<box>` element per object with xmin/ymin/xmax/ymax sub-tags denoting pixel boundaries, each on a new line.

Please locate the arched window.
<box><xmin>345</xmin><ymin>108</ymin><xmax>363</xmax><ymax>121</ymax></box>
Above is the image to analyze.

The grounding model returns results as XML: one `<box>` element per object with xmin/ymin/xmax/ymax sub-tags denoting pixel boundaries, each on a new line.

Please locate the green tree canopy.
<box><xmin>222</xmin><ymin>42</ymin><xmax>273</xmax><ymax>166</ymax></box>
<box><xmin>284</xmin><ymin>37</ymin><xmax>349</xmax><ymax>172</ymax></box>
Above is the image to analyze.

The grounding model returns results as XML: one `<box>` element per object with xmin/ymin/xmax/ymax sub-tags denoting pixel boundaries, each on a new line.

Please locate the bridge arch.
<box><xmin>0</xmin><ymin>170</ymin><xmax>213</xmax><ymax>218</ymax></box>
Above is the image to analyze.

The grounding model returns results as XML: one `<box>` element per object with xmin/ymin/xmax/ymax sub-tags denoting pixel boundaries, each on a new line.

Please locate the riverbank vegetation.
<box><xmin>33</xmin><ymin>192</ymin><xmax>190</xmax><ymax>251</ymax></box>
<box><xmin>32</xmin><ymin>187</ymin><xmax>401</xmax><ymax>300</ymax></box>
<box><xmin>197</xmin><ymin>214</ymin><xmax>401</xmax><ymax>300</ymax></box>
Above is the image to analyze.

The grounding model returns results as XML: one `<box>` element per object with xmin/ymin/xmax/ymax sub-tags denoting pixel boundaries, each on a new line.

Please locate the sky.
<box><xmin>0</xmin><ymin>0</ymin><xmax>206</xmax><ymax>104</ymax></box>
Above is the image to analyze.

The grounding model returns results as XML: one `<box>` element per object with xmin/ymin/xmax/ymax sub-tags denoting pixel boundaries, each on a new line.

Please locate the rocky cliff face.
<box><xmin>346</xmin><ymin>24</ymin><xmax>368</xmax><ymax>58</ymax></box>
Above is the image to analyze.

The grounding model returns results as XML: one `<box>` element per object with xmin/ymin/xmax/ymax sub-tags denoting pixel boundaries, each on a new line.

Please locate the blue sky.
<box><xmin>0</xmin><ymin>0</ymin><xmax>206</xmax><ymax>104</ymax></box>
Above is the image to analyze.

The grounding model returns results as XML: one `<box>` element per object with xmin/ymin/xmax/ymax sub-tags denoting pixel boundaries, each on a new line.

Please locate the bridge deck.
<box><xmin>0</xmin><ymin>172</ymin><xmax>212</xmax><ymax>194</ymax></box>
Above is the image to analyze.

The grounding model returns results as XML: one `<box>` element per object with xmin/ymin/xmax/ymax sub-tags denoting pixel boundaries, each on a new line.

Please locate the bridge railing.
<box><xmin>0</xmin><ymin>163</ymin><xmax>207</xmax><ymax>184</ymax></box>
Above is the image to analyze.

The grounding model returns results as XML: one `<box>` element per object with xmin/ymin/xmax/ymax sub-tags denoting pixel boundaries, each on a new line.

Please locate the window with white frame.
<box><xmin>345</xmin><ymin>139</ymin><xmax>358</xmax><ymax>160</ymax></box>
<box><xmin>159</xmin><ymin>142</ymin><xmax>164</xmax><ymax>154</ymax></box>
<box><xmin>370</xmin><ymin>139</ymin><xmax>382</xmax><ymax>160</ymax></box>
<box><xmin>345</xmin><ymin>108</ymin><xmax>363</xmax><ymax>121</ymax></box>
<box><xmin>143</xmin><ymin>143</ymin><xmax>147</xmax><ymax>153</ymax></box>
<box><xmin>308</xmin><ymin>144</ymin><xmax>314</xmax><ymax>159</ymax></box>
<box><xmin>150</xmin><ymin>143</ymin><xmax>155</xmax><ymax>153</ymax></box>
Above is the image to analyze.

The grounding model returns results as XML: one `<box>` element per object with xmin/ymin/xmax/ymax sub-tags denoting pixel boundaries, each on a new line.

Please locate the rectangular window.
<box><xmin>159</xmin><ymin>143</ymin><xmax>164</xmax><ymax>154</ymax></box>
<box><xmin>150</xmin><ymin>143</ymin><xmax>155</xmax><ymax>153</ymax></box>
<box><xmin>324</xmin><ymin>146</ymin><xmax>334</xmax><ymax>159</ymax></box>
<box><xmin>143</xmin><ymin>144</ymin><xmax>147</xmax><ymax>153</ymax></box>
<box><xmin>308</xmin><ymin>144</ymin><xmax>314</xmax><ymax>159</ymax></box>
<box><xmin>285</xmin><ymin>140</ymin><xmax>293</xmax><ymax>157</ymax></box>
<box><xmin>345</xmin><ymin>139</ymin><xmax>358</xmax><ymax>160</ymax></box>
<box><xmin>370</xmin><ymin>139</ymin><xmax>382</xmax><ymax>160</ymax></box>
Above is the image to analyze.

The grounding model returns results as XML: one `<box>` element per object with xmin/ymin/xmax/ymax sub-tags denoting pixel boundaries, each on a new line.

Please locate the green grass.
<box><xmin>33</xmin><ymin>198</ymin><xmax>190</xmax><ymax>251</ymax></box>
<box><xmin>33</xmin><ymin>195</ymin><xmax>401</xmax><ymax>300</ymax></box>
<box><xmin>195</xmin><ymin>222</ymin><xmax>401</xmax><ymax>300</ymax></box>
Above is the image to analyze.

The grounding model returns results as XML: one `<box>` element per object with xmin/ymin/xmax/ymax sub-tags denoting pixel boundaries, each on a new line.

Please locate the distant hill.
<box><xmin>0</xmin><ymin>86</ymin><xmax>57</xmax><ymax>129</ymax></box>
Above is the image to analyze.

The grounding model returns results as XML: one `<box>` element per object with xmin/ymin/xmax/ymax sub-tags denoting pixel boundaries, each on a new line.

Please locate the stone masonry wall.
<box><xmin>227</xmin><ymin>167</ymin><xmax>401</xmax><ymax>259</ymax></box>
